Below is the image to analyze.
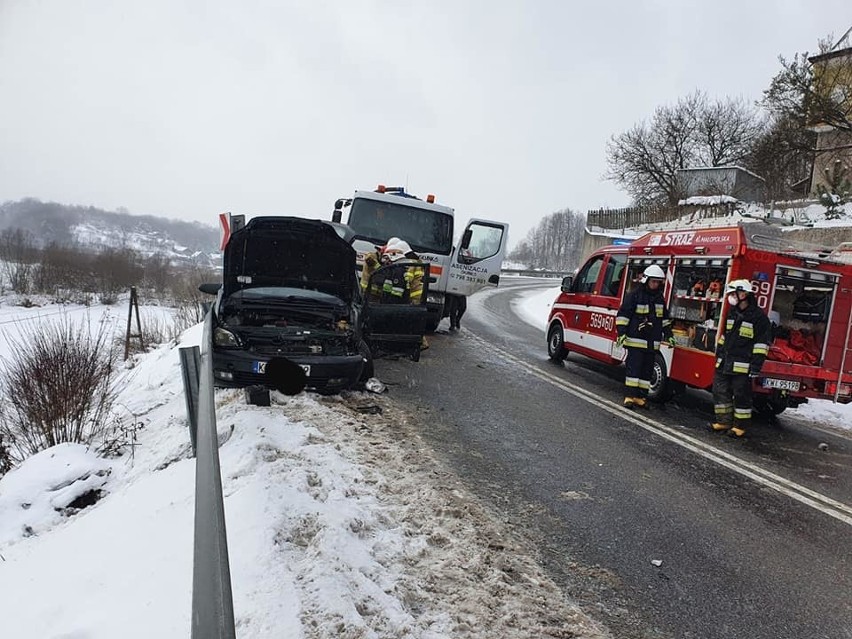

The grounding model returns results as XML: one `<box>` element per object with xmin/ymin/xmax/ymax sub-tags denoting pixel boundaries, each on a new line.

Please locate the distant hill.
<box><xmin>0</xmin><ymin>198</ymin><xmax>220</xmax><ymax>268</ymax></box>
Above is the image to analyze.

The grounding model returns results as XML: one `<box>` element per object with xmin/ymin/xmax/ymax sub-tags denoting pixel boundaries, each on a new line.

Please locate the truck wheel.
<box><xmin>648</xmin><ymin>353</ymin><xmax>674</xmax><ymax>402</ymax></box>
<box><xmin>547</xmin><ymin>324</ymin><xmax>567</xmax><ymax>362</ymax></box>
<box><xmin>753</xmin><ymin>394</ymin><xmax>788</xmax><ymax>416</ymax></box>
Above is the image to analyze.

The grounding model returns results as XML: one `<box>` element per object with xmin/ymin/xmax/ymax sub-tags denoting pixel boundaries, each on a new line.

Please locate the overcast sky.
<box><xmin>0</xmin><ymin>1</ymin><xmax>847</xmax><ymax>246</ymax></box>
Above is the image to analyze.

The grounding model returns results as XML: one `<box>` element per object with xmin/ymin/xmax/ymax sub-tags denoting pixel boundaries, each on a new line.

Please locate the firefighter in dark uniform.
<box><xmin>615</xmin><ymin>265</ymin><xmax>674</xmax><ymax>408</ymax></box>
<box><xmin>711</xmin><ymin>279</ymin><xmax>772</xmax><ymax>437</ymax></box>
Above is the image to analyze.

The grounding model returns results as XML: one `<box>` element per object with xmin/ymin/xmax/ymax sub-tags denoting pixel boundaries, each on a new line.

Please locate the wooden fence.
<box><xmin>586</xmin><ymin>202</ymin><xmax>738</xmax><ymax>230</ymax></box>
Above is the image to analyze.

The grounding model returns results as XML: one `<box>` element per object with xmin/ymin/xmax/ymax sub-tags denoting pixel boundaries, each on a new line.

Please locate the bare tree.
<box><xmin>0</xmin><ymin>228</ymin><xmax>37</xmax><ymax>293</ymax></box>
<box><xmin>764</xmin><ymin>35</ymin><xmax>852</xmax><ymax>141</ymax></box>
<box><xmin>508</xmin><ymin>208</ymin><xmax>586</xmax><ymax>271</ymax></box>
<box><xmin>695</xmin><ymin>97</ymin><xmax>767</xmax><ymax>167</ymax></box>
<box><xmin>606</xmin><ymin>92</ymin><xmax>766</xmax><ymax>205</ymax></box>
<box><xmin>745</xmin><ymin>114</ymin><xmax>817</xmax><ymax>200</ymax></box>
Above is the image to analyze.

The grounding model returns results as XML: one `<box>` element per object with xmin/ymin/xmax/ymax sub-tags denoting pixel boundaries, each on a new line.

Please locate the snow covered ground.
<box><xmin>513</xmin><ymin>286</ymin><xmax>852</xmax><ymax>434</ymax></box>
<box><xmin>0</xmin><ymin>301</ymin><xmax>607</xmax><ymax>639</ymax></box>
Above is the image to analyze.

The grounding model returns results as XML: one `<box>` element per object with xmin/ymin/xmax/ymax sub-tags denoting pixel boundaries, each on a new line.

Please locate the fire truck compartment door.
<box><xmin>447</xmin><ymin>219</ymin><xmax>510</xmax><ymax>297</ymax></box>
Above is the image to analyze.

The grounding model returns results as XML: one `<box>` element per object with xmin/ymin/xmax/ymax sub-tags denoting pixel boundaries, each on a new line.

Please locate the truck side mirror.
<box><xmin>332</xmin><ymin>206</ymin><xmax>342</xmax><ymax>224</ymax></box>
<box><xmin>560</xmin><ymin>276</ymin><xmax>574</xmax><ymax>293</ymax></box>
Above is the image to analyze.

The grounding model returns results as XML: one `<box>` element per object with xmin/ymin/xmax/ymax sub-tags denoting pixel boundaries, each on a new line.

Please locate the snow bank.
<box><xmin>514</xmin><ymin>286</ymin><xmax>561</xmax><ymax>331</ymax></box>
<box><xmin>0</xmin><ymin>444</ymin><xmax>112</xmax><ymax>547</ymax></box>
<box><xmin>0</xmin><ymin>314</ymin><xmax>607</xmax><ymax>638</ymax></box>
<box><xmin>791</xmin><ymin>398</ymin><xmax>852</xmax><ymax>434</ymax></box>
<box><xmin>678</xmin><ymin>195</ymin><xmax>738</xmax><ymax>206</ymax></box>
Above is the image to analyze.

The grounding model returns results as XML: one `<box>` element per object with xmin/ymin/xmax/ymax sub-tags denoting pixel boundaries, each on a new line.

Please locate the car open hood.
<box><xmin>223</xmin><ymin>217</ymin><xmax>357</xmax><ymax>302</ymax></box>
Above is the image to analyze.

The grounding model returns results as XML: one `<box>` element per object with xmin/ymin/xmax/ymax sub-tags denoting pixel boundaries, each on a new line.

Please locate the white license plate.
<box><xmin>762</xmin><ymin>378</ymin><xmax>800</xmax><ymax>391</ymax></box>
<box><xmin>252</xmin><ymin>361</ymin><xmax>311</xmax><ymax>377</ymax></box>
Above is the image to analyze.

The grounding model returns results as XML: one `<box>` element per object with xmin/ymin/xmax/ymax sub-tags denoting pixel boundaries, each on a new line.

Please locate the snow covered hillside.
<box><xmin>0</xmin><ymin>198</ymin><xmax>221</xmax><ymax>268</ymax></box>
<box><xmin>0</xmin><ymin>307</ymin><xmax>607</xmax><ymax>639</ymax></box>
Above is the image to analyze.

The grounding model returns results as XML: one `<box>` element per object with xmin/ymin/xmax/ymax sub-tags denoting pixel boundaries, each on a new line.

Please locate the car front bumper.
<box><xmin>212</xmin><ymin>349</ymin><xmax>365</xmax><ymax>393</ymax></box>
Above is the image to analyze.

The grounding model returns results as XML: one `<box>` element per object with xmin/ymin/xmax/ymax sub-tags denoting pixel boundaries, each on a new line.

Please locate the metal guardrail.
<box><xmin>502</xmin><ymin>268</ymin><xmax>573</xmax><ymax>279</ymax></box>
<box><xmin>187</xmin><ymin>311</ymin><xmax>236</xmax><ymax>639</ymax></box>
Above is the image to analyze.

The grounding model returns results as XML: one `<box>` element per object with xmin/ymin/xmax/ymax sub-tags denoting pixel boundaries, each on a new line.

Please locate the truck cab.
<box><xmin>333</xmin><ymin>186</ymin><xmax>509</xmax><ymax>330</ymax></box>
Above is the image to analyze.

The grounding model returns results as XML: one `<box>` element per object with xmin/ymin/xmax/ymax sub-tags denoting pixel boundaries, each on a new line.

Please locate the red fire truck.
<box><xmin>546</xmin><ymin>225</ymin><xmax>852</xmax><ymax>413</ymax></box>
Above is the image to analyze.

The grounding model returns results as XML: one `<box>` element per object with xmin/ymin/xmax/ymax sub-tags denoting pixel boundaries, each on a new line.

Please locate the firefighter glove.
<box><xmin>616</xmin><ymin>334</ymin><xmax>626</xmax><ymax>348</ymax></box>
<box><xmin>667</xmin><ymin>336</ymin><xmax>677</xmax><ymax>348</ymax></box>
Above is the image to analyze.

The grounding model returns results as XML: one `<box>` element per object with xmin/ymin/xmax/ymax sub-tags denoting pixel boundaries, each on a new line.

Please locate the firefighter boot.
<box><xmin>623</xmin><ymin>397</ymin><xmax>635</xmax><ymax>407</ymax></box>
<box><xmin>728</xmin><ymin>424</ymin><xmax>747</xmax><ymax>438</ymax></box>
<box><xmin>711</xmin><ymin>422</ymin><xmax>731</xmax><ymax>433</ymax></box>
<box><xmin>632</xmin><ymin>397</ymin><xmax>647</xmax><ymax>409</ymax></box>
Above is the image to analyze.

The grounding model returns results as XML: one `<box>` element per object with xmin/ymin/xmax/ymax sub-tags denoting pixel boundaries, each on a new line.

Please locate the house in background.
<box><xmin>676</xmin><ymin>166</ymin><xmax>766</xmax><ymax>202</ymax></box>
<box><xmin>808</xmin><ymin>28</ymin><xmax>852</xmax><ymax>196</ymax></box>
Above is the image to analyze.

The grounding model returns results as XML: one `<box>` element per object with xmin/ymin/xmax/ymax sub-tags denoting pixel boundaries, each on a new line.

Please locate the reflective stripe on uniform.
<box><xmin>715</xmin><ymin>403</ymin><xmax>734</xmax><ymax>415</ymax></box>
<box><xmin>637</xmin><ymin>379</ymin><xmax>651</xmax><ymax>390</ymax></box>
<box><xmin>662</xmin><ymin>319</ymin><xmax>672</xmax><ymax>327</ymax></box>
<box><xmin>734</xmin><ymin>407</ymin><xmax>752</xmax><ymax>420</ymax></box>
<box><xmin>635</xmin><ymin>304</ymin><xmax>650</xmax><ymax>314</ymax></box>
<box><xmin>624</xmin><ymin>337</ymin><xmax>648</xmax><ymax>348</ymax></box>
<box><xmin>616</xmin><ymin>316</ymin><xmax>630</xmax><ymax>326</ymax></box>
<box><xmin>753</xmin><ymin>343</ymin><xmax>768</xmax><ymax>356</ymax></box>
<box><xmin>655</xmin><ymin>305</ymin><xmax>664</xmax><ymax>317</ymax></box>
<box><xmin>732</xmin><ymin>361</ymin><xmax>750</xmax><ymax>374</ymax></box>
<box><xmin>739</xmin><ymin>322</ymin><xmax>754</xmax><ymax>338</ymax></box>
<box><xmin>625</xmin><ymin>377</ymin><xmax>641</xmax><ymax>388</ymax></box>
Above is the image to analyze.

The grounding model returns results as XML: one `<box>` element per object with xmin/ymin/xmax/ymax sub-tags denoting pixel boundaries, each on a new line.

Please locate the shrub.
<box><xmin>0</xmin><ymin>316</ymin><xmax>121</xmax><ymax>465</ymax></box>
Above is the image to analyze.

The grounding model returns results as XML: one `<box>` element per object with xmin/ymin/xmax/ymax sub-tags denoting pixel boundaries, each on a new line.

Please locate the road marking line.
<box><xmin>468</xmin><ymin>332</ymin><xmax>852</xmax><ymax>528</ymax></box>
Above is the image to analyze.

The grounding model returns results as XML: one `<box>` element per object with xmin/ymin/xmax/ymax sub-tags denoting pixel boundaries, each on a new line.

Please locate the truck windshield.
<box><xmin>348</xmin><ymin>198</ymin><xmax>453</xmax><ymax>255</ymax></box>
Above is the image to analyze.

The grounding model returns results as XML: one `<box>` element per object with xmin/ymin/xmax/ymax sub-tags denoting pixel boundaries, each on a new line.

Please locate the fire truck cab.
<box><xmin>546</xmin><ymin>225</ymin><xmax>852</xmax><ymax>413</ymax></box>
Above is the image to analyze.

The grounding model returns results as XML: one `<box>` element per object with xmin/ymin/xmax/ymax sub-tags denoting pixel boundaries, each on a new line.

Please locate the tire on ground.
<box><xmin>547</xmin><ymin>323</ymin><xmax>568</xmax><ymax>362</ymax></box>
<box><xmin>648</xmin><ymin>352</ymin><xmax>675</xmax><ymax>402</ymax></box>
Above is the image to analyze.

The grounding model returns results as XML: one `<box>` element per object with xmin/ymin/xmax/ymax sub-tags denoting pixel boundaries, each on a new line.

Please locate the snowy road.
<box><xmin>377</xmin><ymin>278</ymin><xmax>852</xmax><ymax>639</ymax></box>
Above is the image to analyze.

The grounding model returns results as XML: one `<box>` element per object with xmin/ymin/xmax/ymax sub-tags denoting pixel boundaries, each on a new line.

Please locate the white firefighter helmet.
<box><xmin>641</xmin><ymin>264</ymin><xmax>666</xmax><ymax>283</ymax></box>
<box><xmin>381</xmin><ymin>238</ymin><xmax>408</xmax><ymax>262</ymax></box>
<box><xmin>394</xmin><ymin>240</ymin><xmax>413</xmax><ymax>256</ymax></box>
<box><xmin>726</xmin><ymin>279</ymin><xmax>753</xmax><ymax>294</ymax></box>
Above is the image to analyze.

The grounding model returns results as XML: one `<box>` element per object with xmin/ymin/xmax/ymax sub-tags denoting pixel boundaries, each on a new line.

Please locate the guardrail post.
<box><xmin>179</xmin><ymin>346</ymin><xmax>201</xmax><ymax>456</ymax></box>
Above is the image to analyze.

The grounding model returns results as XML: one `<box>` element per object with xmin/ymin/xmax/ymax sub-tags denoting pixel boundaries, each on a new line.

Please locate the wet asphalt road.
<box><xmin>377</xmin><ymin>278</ymin><xmax>852</xmax><ymax>639</ymax></box>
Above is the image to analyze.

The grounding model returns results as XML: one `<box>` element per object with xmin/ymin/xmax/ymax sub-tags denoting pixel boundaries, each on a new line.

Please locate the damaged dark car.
<box><xmin>207</xmin><ymin>216</ymin><xmax>372</xmax><ymax>394</ymax></box>
<box><xmin>204</xmin><ymin>215</ymin><xmax>429</xmax><ymax>395</ymax></box>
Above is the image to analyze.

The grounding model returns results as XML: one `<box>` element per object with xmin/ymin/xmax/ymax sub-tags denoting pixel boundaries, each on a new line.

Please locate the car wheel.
<box><xmin>547</xmin><ymin>323</ymin><xmax>567</xmax><ymax>362</ymax></box>
<box><xmin>648</xmin><ymin>353</ymin><xmax>674</xmax><ymax>402</ymax></box>
<box><xmin>358</xmin><ymin>340</ymin><xmax>374</xmax><ymax>382</ymax></box>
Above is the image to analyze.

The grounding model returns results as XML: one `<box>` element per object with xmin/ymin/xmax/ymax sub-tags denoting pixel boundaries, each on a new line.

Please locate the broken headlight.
<box><xmin>213</xmin><ymin>327</ymin><xmax>240</xmax><ymax>348</ymax></box>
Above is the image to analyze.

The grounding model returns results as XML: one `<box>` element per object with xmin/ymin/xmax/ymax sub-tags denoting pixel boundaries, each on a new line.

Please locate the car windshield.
<box><xmin>347</xmin><ymin>198</ymin><xmax>453</xmax><ymax>255</ymax></box>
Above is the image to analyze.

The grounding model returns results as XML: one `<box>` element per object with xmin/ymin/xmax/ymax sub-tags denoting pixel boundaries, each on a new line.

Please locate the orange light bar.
<box><xmin>377</xmin><ymin>184</ymin><xmax>387</xmax><ymax>193</ymax></box>
<box><xmin>426</xmin><ymin>194</ymin><xmax>436</xmax><ymax>203</ymax></box>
